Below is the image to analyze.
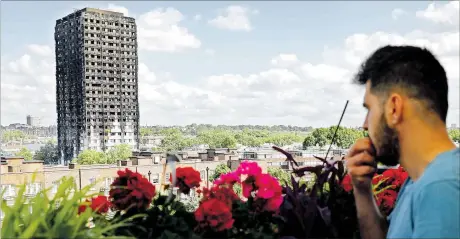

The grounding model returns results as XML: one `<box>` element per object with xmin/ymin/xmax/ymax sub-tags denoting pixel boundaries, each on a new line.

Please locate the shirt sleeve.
<box><xmin>413</xmin><ymin>180</ymin><xmax>460</xmax><ymax>239</ymax></box>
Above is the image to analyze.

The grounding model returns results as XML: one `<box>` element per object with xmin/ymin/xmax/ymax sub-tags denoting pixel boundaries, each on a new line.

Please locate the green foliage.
<box><xmin>303</xmin><ymin>126</ymin><xmax>366</xmax><ymax>149</ymax></box>
<box><xmin>155</xmin><ymin>129</ymin><xmax>196</xmax><ymax>152</ymax></box>
<box><xmin>267</xmin><ymin>167</ymin><xmax>292</xmax><ymax>187</ymax></box>
<box><xmin>302</xmin><ymin>134</ymin><xmax>316</xmax><ymax>148</ymax></box>
<box><xmin>75</xmin><ymin>150</ymin><xmax>109</xmax><ymax>164</ymax></box>
<box><xmin>143</xmin><ymin>126</ymin><xmax>307</xmax><ymax>151</ymax></box>
<box><xmin>196</xmin><ymin>130</ymin><xmax>237</xmax><ymax>148</ymax></box>
<box><xmin>15</xmin><ymin>147</ymin><xmax>33</xmax><ymax>160</ymax></box>
<box><xmin>74</xmin><ymin>144</ymin><xmax>132</xmax><ymax>165</ymax></box>
<box><xmin>114</xmin><ymin>194</ymin><xmax>199</xmax><ymax>239</ymax></box>
<box><xmin>448</xmin><ymin>129</ymin><xmax>460</xmax><ymax>143</ymax></box>
<box><xmin>1</xmin><ymin>130</ymin><xmax>27</xmax><ymax>142</ymax></box>
<box><xmin>0</xmin><ymin>176</ymin><xmax>129</xmax><ymax>239</ymax></box>
<box><xmin>34</xmin><ymin>142</ymin><xmax>59</xmax><ymax>164</ymax></box>
<box><xmin>209</xmin><ymin>164</ymin><xmax>231</xmax><ymax>182</ymax></box>
<box><xmin>141</xmin><ymin>125</ymin><xmax>313</xmax><ymax>136</ymax></box>
<box><xmin>106</xmin><ymin>144</ymin><xmax>133</xmax><ymax>163</ymax></box>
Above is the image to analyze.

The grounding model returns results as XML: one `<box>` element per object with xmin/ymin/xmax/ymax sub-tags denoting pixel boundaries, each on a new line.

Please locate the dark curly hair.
<box><xmin>353</xmin><ymin>45</ymin><xmax>449</xmax><ymax>123</ymax></box>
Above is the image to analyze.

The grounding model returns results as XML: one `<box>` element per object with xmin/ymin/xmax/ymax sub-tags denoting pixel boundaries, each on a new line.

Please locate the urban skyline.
<box><xmin>1</xmin><ymin>1</ymin><xmax>459</xmax><ymax>128</ymax></box>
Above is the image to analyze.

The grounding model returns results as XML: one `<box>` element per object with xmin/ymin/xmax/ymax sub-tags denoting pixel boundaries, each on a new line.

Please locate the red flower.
<box><xmin>375</xmin><ymin>189</ymin><xmax>398</xmax><ymax>215</ymax></box>
<box><xmin>201</xmin><ymin>185</ymin><xmax>240</xmax><ymax>208</ymax></box>
<box><xmin>109</xmin><ymin>168</ymin><xmax>156</xmax><ymax>211</ymax></box>
<box><xmin>382</xmin><ymin>167</ymin><xmax>408</xmax><ymax>186</ymax></box>
<box><xmin>170</xmin><ymin>167</ymin><xmax>202</xmax><ymax>194</ymax></box>
<box><xmin>78</xmin><ymin>201</ymin><xmax>89</xmax><ymax>215</ymax></box>
<box><xmin>195</xmin><ymin>198</ymin><xmax>234</xmax><ymax>231</ymax></box>
<box><xmin>372</xmin><ymin>173</ymin><xmax>383</xmax><ymax>185</ymax></box>
<box><xmin>78</xmin><ymin>195</ymin><xmax>111</xmax><ymax>214</ymax></box>
<box><xmin>341</xmin><ymin>174</ymin><xmax>353</xmax><ymax>192</ymax></box>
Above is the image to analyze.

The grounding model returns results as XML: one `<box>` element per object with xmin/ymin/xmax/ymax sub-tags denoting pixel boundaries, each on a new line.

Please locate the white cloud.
<box><xmin>416</xmin><ymin>1</ymin><xmax>459</xmax><ymax>26</ymax></box>
<box><xmin>208</xmin><ymin>5</ymin><xmax>254</xmax><ymax>32</ymax></box>
<box><xmin>1</xmin><ymin>49</ymin><xmax>56</xmax><ymax>125</ymax></box>
<box><xmin>391</xmin><ymin>8</ymin><xmax>406</xmax><ymax>20</ymax></box>
<box><xmin>270</xmin><ymin>54</ymin><xmax>299</xmax><ymax>68</ymax></box>
<box><xmin>107</xmin><ymin>3</ymin><xmax>130</xmax><ymax>17</ymax></box>
<box><xmin>26</xmin><ymin>44</ymin><xmax>53</xmax><ymax>57</ymax></box>
<box><xmin>137</xmin><ymin>7</ymin><xmax>201</xmax><ymax>52</ymax></box>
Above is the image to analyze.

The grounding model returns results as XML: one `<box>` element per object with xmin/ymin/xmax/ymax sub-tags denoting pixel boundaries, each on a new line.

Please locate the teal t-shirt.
<box><xmin>387</xmin><ymin>148</ymin><xmax>460</xmax><ymax>239</ymax></box>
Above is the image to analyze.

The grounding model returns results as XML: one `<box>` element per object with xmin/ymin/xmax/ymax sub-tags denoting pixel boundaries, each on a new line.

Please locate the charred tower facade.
<box><xmin>55</xmin><ymin>8</ymin><xmax>139</xmax><ymax>163</ymax></box>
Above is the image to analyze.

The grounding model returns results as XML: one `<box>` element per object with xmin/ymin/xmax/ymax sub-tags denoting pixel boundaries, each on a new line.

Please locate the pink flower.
<box><xmin>255</xmin><ymin>174</ymin><xmax>281</xmax><ymax>199</ymax></box>
<box><xmin>264</xmin><ymin>195</ymin><xmax>283</xmax><ymax>211</ymax></box>
<box><xmin>214</xmin><ymin>172</ymin><xmax>240</xmax><ymax>186</ymax></box>
<box><xmin>242</xmin><ymin>181</ymin><xmax>255</xmax><ymax>198</ymax></box>
<box><xmin>236</xmin><ymin>161</ymin><xmax>262</xmax><ymax>177</ymax></box>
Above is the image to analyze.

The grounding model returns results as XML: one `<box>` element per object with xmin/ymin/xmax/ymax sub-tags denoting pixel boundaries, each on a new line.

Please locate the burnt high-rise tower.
<box><xmin>55</xmin><ymin>8</ymin><xmax>139</xmax><ymax>163</ymax></box>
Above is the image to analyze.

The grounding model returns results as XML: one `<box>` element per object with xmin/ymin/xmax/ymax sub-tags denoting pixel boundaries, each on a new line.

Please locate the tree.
<box><xmin>157</xmin><ymin>128</ymin><xmax>195</xmax><ymax>151</ymax></box>
<box><xmin>267</xmin><ymin>167</ymin><xmax>292</xmax><ymax>187</ymax></box>
<box><xmin>448</xmin><ymin>129</ymin><xmax>460</xmax><ymax>143</ymax></box>
<box><xmin>303</xmin><ymin>134</ymin><xmax>316</xmax><ymax>149</ymax></box>
<box><xmin>34</xmin><ymin>142</ymin><xmax>59</xmax><ymax>164</ymax></box>
<box><xmin>15</xmin><ymin>147</ymin><xmax>33</xmax><ymax>161</ymax></box>
<box><xmin>305</xmin><ymin>126</ymin><xmax>365</xmax><ymax>149</ymax></box>
<box><xmin>75</xmin><ymin>150</ymin><xmax>108</xmax><ymax>164</ymax></box>
<box><xmin>2</xmin><ymin>130</ymin><xmax>27</xmax><ymax>143</ymax></box>
<box><xmin>310</xmin><ymin>128</ymin><xmax>329</xmax><ymax>147</ymax></box>
<box><xmin>196</xmin><ymin>130</ymin><xmax>237</xmax><ymax>148</ymax></box>
<box><xmin>333</xmin><ymin>127</ymin><xmax>365</xmax><ymax>149</ymax></box>
<box><xmin>106</xmin><ymin>144</ymin><xmax>132</xmax><ymax>164</ymax></box>
<box><xmin>210</xmin><ymin>163</ymin><xmax>231</xmax><ymax>182</ymax></box>
<box><xmin>139</xmin><ymin>127</ymin><xmax>154</xmax><ymax>145</ymax></box>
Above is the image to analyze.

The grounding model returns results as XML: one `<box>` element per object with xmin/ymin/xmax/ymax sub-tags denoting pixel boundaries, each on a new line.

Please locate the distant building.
<box><xmin>26</xmin><ymin>115</ymin><xmax>40</xmax><ymax>127</ymax></box>
<box><xmin>55</xmin><ymin>8</ymin><xmax>139</xmax><ymax>163</ymax></box>
<box><xmin>450</xmin><ymin>124</ymin><xmax>458</xmax><ymax>130</ymax></box>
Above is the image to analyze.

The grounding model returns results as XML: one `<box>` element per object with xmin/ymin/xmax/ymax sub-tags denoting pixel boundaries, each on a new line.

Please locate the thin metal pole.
<box><xmin>324</xmin><ymin>100</ymin><xmax>349</xmax><ymax>160</ymax></box>
<box><xmin>79</xmin><ymin>168</ymin><xmax>82</xmax><ymax>191</ymax></box>
<box><xmin>206</xmin><ymin>167</ymin><xmax>209</xmax><ymax>188</ymax></box>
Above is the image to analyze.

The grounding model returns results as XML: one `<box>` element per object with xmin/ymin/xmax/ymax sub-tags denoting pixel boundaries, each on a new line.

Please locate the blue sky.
<box><xmin>1</xmin><ymin>1</ymin><xmax>459</xmax><ymax>127</ymax></box>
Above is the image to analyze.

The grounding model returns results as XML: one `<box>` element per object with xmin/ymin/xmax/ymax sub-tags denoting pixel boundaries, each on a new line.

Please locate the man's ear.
<box><xmin>384</xmin><ymin>93</ymin><xmax>404</xmax><ymax>127</ymax></box>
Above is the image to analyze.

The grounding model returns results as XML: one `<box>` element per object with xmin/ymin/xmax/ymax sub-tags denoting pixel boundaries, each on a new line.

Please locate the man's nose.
<box><xmin>363</xmin><ymin>117</ymin><xmax>369</xmax><ymax>131</ymax></box>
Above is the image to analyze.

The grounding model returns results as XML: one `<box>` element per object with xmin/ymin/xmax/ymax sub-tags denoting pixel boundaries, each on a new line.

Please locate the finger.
<box><xmin>347</xmin><ymin>138</ymin><xmax>375</xmax><ymax>157</ymax></box>
<box><xmin>345</xmin><ymin>151</ymin><xmax>377</xmax><ymax>168</ymax></box>
<box><xmin>347</xmin><ymin>165</ymin><xmax>376</xmax><ymax>177</ymax></box>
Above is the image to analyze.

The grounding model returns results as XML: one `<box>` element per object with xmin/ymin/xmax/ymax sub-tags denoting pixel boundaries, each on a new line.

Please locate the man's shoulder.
<box><xmin>418</xmin><ymin>148</ymin><xmax>459</xmax><ymax>185</ymax></box>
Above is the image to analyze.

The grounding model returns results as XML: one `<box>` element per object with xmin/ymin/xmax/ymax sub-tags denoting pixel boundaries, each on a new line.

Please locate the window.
<box><xmin>1</xmin><ymin>185</ymin><xmax>16</xmax><ymax>198</ymax></box>
<box><xmin>25</xmin><ymin>183</ymin><xmax>41</xmax><ymax>195</ymax></box>
<box><xmin>152</xmin><ymin>174</ymin><xmax>159</xmax><ymax>183</ymax></box>
<box><xmin>104</xmin><ymin>177</ymin><xmax>113</xmax><ymax>188</ymax></box>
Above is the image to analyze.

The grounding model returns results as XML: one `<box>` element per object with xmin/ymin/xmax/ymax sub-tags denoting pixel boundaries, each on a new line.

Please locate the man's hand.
<box><xmin>345</xmin><ymin>137</ymin><xmax>378</xmax><ymax>193</ymax></box>
<box><xmin>345</xmin><ymin>138</ymin><xmax>388</xmax><ymax>239</ymax></box>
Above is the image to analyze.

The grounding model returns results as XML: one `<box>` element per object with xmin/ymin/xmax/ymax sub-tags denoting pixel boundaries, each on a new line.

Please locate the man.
<box><xmin>345</xmin><ymin>45</ymin><xmax>459</xmax><ymax>239</ymax></box>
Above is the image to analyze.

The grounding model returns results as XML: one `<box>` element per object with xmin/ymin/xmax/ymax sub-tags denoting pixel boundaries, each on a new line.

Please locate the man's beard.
<box><xmin>373</xmin><ymin>114</ymin><xmax>400</xmax><ymax>167</ymax></box>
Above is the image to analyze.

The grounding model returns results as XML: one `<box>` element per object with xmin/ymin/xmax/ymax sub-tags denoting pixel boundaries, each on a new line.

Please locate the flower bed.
<box><xmin>1</xmin><ymin>148</ymin><xmax>408</xmax><ymax>239</ymax></box>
